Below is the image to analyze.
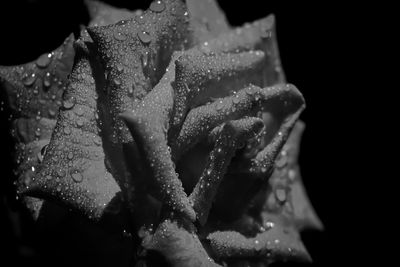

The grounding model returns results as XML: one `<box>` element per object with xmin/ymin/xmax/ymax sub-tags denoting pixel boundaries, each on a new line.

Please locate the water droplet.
<box><xmin>34</xmin><ymin>128</ymin><xmax>41</xmax><ymax>138</ymax></box>
<box><xmin>22</xmin><ymin>72</ymin><xmax>37</xmax><ymax>86</ymax></box>
<box><xmin>137</xmin><ymin>31</ymin><xmax>152</xmax><ymax>44</ymax></box>
<box><xmin>48</xmin><ymin>108</ymin><xmax>56</xmax><ymax>117</ymax></box>
<box><xmin>116</xmin><ymin>19</ymin><xmax>128</xmax><ymax>26</ymax></box>
<box><xmin>246</xmin><ymin>86</ymin><xmax>256</xmax><ymax>95</ymax></box>
<box><xmin>93</xmin><ymin>136</ymin><xmax>102</xmax><ymax>146</ymax></box>
<box><xmin>275</xmin><ymin>154</ymin><xmax>287</xmax><ymax>168</ymax></box>
<box><xmin>288</xmin><ymin>169</ymin><xmax>296</xmax><ymax>180</ymax></box>
<box><xmin>63</xmin><ymin>127</ymin><xmax>71</xmax><ymax>135</ymax></box>
<box><xmin>216</xmin><ymin>100</ymin><xmax>224</xmax><ymax>110</ymax></box>
<box><xmin>264</xmin><ymin>221</ymin><xmax>275</xmax><ymax>230</ymax></box>
<box><xmin>36</xmin><ymin>53</ymin><xmax>52</xmax><ymax>68</ymax></box>
<box><xmin>62</xmin><ymin>96</ymin><xmax>75</xmax><ymax>110</ymax></box>
<box><xmin>141</xmin><ymin>52</ymin><xmax>149</xmax><ymax>68</ymax></box>
<box><xmin>74</xmin><ymin>106</ymin><xmax>84</xmax><ymax>116</ymax></box>
<box><xmin>37</xmin><ymin>152</ymin><xmax>44</xmax><ymax>162</ymax></box>
<box><xmin>135</xmin><ymin>15</ymin><xmax>145</xmax><ymax>24</ymax></box>
<box><xmin>113</xmin><ymin>31</ymin><xmax>127</xmax><ymax>41</ymax></box>
<box><xmin>56</xmin><ymin>185</ymin><xmax>62</xmax><ymax>192</ymax></box>
<box><xmin>114</xmin><ymin>78</ymin><xmax>121</xmax><ymax>86</ymax></box>
<box><xmin>76</xmin><ymin>118</ymin><xmax>84</xmax><ymax>127</ymax></box>
<box><xmin>275</xmin><ymin>188</ymin><xmax>287</xmax><ymax>203</ymax></box>
<box><xmin>127</xmin><ymin>85</ymin><xmax>134</xmax><ymax>96</ymax></box>
<box><xmin>116</xmin><ymin>64</ymin><xmax>124</xmax><ymax>73</ymax></box>
<box><xmin>149</xmin><ymin>1</ymin><xmax>165</xmax><ymax>12</ymax></box>
<box><xmin>71</xmin><ymin>171</ymin><xmax>83</xmax><ymax>183</ymax></box>
<box><xmin>67</xmin><ymin>152</ymin><xmax>74</xmax><ymax>160</ymax></box>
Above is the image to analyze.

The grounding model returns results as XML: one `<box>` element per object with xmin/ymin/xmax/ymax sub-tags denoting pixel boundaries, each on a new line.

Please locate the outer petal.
<box><xmin>144</xmin><ymin>219</ymin><xmax>221</xmax><ymax>267</ymax></box>
<box><xmin>22</xmin><ymin>43</ymin><xmax>121</xmax><ymax>220</ymax></box>
<box><xmin>87</xmin><ymin>0</ymin><xmax>191</xmax><ymax>143</ymax></box>
<box><xmin>186</xmin><ymin>0</ymin><xmax>230</xmax><ymax>42</ymax></box>
<box><xmin>207</xmin><ymin>222</ymin><xmax>311</xmax><ymax>264</ymax></box>
<box><xmin>0</xmin><ymin>34</ymin><xmax>74</xmax><ymax>119</ymax></box>
<box><xmin>0</xmin><ymin>34</ymin><xmax>75</xmax><ymax>218</ymax></box>
<box><xmin>85</xmin><ymin>0</ymin><xmax>142</xmax><ymax>27</ymax></box>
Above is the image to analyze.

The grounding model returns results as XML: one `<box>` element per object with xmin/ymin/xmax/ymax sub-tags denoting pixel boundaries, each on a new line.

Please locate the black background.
<box><xmin>0</xmin><ymin>0</ymin><xmax>376</xmax><ymax>266</ymax></box>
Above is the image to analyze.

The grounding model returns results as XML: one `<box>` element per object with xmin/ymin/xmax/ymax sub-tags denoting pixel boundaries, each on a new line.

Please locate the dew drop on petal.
<box><xmin>114</xmin><ymin>78</ymin><xmax>122</xmax><ymax>86</ymax></box>
<box><xmin>288</xmin><ymin>169</ymin><xmax>296</xmax><ymax>180</ymax></box>
<box><xmin>275</xmin><ymin>188</ymin><xmax>287</xmax><ymax>203</ymax></box>
<box><xmin>149</xmin><ymin>1</ymin><xmax>165</xmax><ymax>13</ymax></box>
<box><xmin>63</xmin><ymin>96</ymin><xmax>75</xmax><ymax>110</ymax></box>
<box><xmin>135</xmin><ymin>15</ymin><xmax>145</xmax><ymax>24</ymax></box>
<box><xmin>113</xmin><ymin>31</ymin><xmax>127</xmax><ymax>41</ymax></box>
<box><xmin>36</xmin><ymin>53</ymin><xmax>52</xmax><ymax>68</ymax></box>
<box><xmin>216</xmin><ymin>100</ymin><xmax>224</xmax><ymax>110</ymax></box>
<box><xmin>138</xmin><ymin>31</ymin><xmax>152</xmax><ymax>44</ymax></box>
<box><xmin>22</xmin><ymin>72</ymin><xmax>37</xmax><ymax>86</ymax></box>
<box><xmin>63</xmin><ymin>127</ymin><xmax>71</xmax><ymax>135</ymax></box>
<box><xmin>76</xmin><ymin>118</ymin><xmax>84</xmax><ymax>128</ymax></box>
<box><xmin>71</xmin><ymin>171</ymin><xmax>83</xmax><ymax>183</ymax></box>
<box><xmin>275</xmin><ymin>154</ymin><xmax>287</xmax><ymax>168</ymax></box>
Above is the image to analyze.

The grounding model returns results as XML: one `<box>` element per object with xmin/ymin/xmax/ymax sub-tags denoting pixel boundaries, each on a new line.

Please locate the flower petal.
<box><xmin>22</xmin><ymin>43</ymin><xmax>121</xmax><ymax>220</ymax></box>
<box><xmin>144</xmin><ymin>219</ymin><xmax>221</xmax><ymax>267</ymax></box>
<box><xmin>172</xmin><ymin>84</ymin><xmax>304</xmax><ymax>160</ymax></box>
<box><xmin>207</xmin><ymin>222</ymin><xmax>311</xmax><ymax>263</ymax></box>
<box><xmin>87</xmin><ymin>0</ymin><xmax>191</xmax><ymax>143</ymax></box>
<box><xmin>120</xmin><ymin>110</ymin><xmax>196</xmax><ymax>221</ymax></box>
<box><xmin>85</xmin><ymin>0</ymin><xmax>142</xmax><ymax>27</ymax></box>
<box><xmin>190</xmin><ymin>117</ymin><xmax>264</xmax><ymax>225</ymax></box>
<box><xmin>186</xmin><ymin>0</ymin><xmax>230</xmax><ymax>42</ymax></box>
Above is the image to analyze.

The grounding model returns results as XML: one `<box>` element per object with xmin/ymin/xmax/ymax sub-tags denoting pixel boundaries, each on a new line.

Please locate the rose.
<box><xmin>0</xmin><ymin>1</ymin><xmax>322</xmax><ymax>266</ymax></box>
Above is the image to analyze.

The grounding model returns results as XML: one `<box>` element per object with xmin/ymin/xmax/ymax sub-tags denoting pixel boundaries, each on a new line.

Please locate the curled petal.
<box><xmin>120</xmin><ymin>111</ymin><xmax>196</xmax><ymax>221</ymax></box>
<box><xmin>144</xmin><ymin>220</ymin><xmax>221</xmax><ymax>267</ymax></box>
<box><xmin>190</xmin><ymin>117</ymin><xmax>264</xmax><ymax>225</ymax></box>
<box><xmin>207</xmin><ymin>224</ymin><xmax>311</xmax><ymax>263</ymax></box>
<box><xmin>170</xmin><ymin>50</ymin><xmax>265</xmax><ymax>139</ymax></box>
<box><xmin>173</xmin><ymin>83</ymin><xmax>304</xmax><ymax>160</ymax></box>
